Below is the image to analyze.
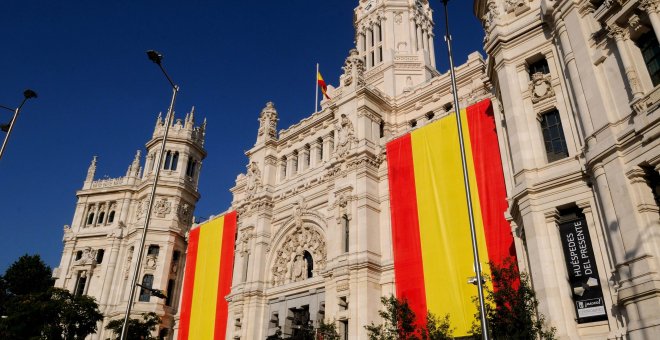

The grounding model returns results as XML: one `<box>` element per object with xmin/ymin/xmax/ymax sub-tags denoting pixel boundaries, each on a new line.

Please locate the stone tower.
<box><xmin>351</xmin><ymin>0</ymin><xmax>439</xmax><ymax>96</ymax></box>
<box><xmin>54</xmin><ymin>108</ymin><xmax>207</xmax><ymax>340</ymax></box>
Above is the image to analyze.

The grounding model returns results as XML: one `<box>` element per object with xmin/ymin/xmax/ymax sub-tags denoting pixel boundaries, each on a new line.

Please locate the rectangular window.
<box><xmin>636</xmin><ymin>31</ymin><xmax>660</xmax><ymax>87</ymax></box>
<box><xmin>139</xmin><ymin>274</ymin><xmax>154</xmax><ymax>302</ymax></box>
<box><xmin>166</xmin><ymin>279</ymin><xmax>175</xmax><ymax>306</ymax></box>
<box><xmin>340</xmin><ymin>320</ymin><xmax>348</xmax><ymax>340</ymax></box>
<box><xmin>540</xmin><ymin>110</ymin><xmax>569</xmax><ymax>162</ymax></box>
<box><xmin>529</xmin><ymin>58</ymin><xmax>550</xmax><ymax>77</ymax></box>
<box><xmin>74</xmin><ymin>272</ymin><xmax>87</xmax><ymax>296</ymax></box>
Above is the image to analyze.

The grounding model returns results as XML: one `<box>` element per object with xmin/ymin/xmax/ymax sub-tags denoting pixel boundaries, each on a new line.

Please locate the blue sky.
<box><xmin>0</xmin><ymin>0</ymin><xmax>485</xmax><ymax>272</ymax></box>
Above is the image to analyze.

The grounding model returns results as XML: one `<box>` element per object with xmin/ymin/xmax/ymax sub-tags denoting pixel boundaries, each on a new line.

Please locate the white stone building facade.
<box><xmin>475</xmin><ymin>0</ymin><xmax>660</xmax><ymax>339</ymax></box>
<box><xmin>222</xmin><ymin>1</ymin><xmax>493</xmax><ymax>339</ymax></box>
<box><xmin>54</xmin><ymin>0</ymin><xmax>660</xmax><ymax>339</ymax></box>
<box><xmin>54</xmin><ymin>111</ymin><xmax>206</xmax><ymax>340</ymax></box>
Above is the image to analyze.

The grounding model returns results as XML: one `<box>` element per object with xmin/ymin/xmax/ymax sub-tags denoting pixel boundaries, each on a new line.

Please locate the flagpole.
<box><xmin>315</xmin><ymin>63</ymin><xmax>320</xmax><ymax>112</ymax></box>
<box><xmin>440</xmin><ymin>0</ymin><xmax>490</xmax><ymax>338</ymax></box>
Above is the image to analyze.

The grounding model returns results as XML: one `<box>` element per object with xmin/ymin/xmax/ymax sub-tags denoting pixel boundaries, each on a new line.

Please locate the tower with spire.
<box><xmin>53</xmin><ymin>108</ymin><xmax>207</xmax><ymax>340</ymax></box>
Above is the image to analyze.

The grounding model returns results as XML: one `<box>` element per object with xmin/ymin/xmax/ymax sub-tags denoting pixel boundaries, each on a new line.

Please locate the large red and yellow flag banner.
<box><xmin>178</xmin><ymin>211</ymin><xmax>237</xmax><ymax>340</ymax></box>
<box><xmin>386</xmin><ymin>99</ymin><xmax>516</xmax><ymax>336</ymax></box>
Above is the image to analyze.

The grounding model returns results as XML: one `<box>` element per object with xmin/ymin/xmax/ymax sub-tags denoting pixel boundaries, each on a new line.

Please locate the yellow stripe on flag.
<box><xmin>410</xmin><ymin>109</ymin><xmax>492</xmax><ymax>335</ymax></box>
<box><xmin>188</xmin><ymin>216</ymin><xmax>225</xmax><ymax>339</ymax></box>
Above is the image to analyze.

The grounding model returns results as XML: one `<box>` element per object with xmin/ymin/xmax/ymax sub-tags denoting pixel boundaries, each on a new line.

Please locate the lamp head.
<box><xmin>146</xmin><ymin>50</ymin><xmax>163</xmax><ymax>64</ymax></box>
<box><xmin>23</xmin><ymin>89</ymin><xmax>37</xmax><ymax>99</ymax></box>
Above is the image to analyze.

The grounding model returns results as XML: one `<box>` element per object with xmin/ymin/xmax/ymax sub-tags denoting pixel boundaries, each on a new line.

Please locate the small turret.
<box><xmin>256</xmin><ymin>102</ymin><xmax>278</xmax><ymax>145</ymax></box>
<box><xmin>126</xmin><ymin>150</ymin><xmax>142</xmax><ymax>178</ymax></box>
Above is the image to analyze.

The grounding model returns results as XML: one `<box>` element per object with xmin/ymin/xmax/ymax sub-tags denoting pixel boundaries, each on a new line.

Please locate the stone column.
<box><xmin>100</xmin><ymin>232</ymin><xmax>122</xmax><ymax>311</ymax></box>
<box><xmin>311</xmin><ymin>142</ymin><xmax>322</xmax><ymax>166</ymax></box>
<box><xmin>416</xmin><ymin>24</ymin><xmax>423</xmax><ymax>52</ymax></box>
<box><xmin>409</xmin><ymin>19</ymin><xmax>418</xmax><ymax>51</ymax></box>
<box><xmin>323</xmin><ymin>133</ymin><xmax>333</xmax><ymax>160</ymax></box>
<box><xmin>366</xmin><ymin>28</ymin><xmax>373</xmax><ymax>68</ymax></box>
<box><xmin>608</xmin><ymin>26</ymin><xmax>644</xmax><ymax>99</ymax></box>
<box><xmin>428</xmin><ymin>33</ymin><xmax>436</xmax><ymax>67</ymax></box>
<box><xmin>553</xmin><ymin>16</ymin><xmax>595</xmax><ymax>138</ymax></box>
<box><xmin>641</xmin><ymin>0</ymin><xmax>660</xmax><ymax>40</ymax></box>
<box><xmin>301</xmin><ymin>148</ymin><xmax>310</xmax><ymax>171</ymax></box>
<box><xmin>591</xmin><ymin>164</ymin><xmax>626</xmax><ymax>266</ymax></box>
<box><xmin>357</xmin><ymin>31</ymin><xmax>365</xmax><ymax>53</ymax></box>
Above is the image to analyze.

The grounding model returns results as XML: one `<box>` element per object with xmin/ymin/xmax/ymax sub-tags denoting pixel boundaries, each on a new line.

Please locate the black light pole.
<box><xmin>0</xmin><ymin>89</ymin><xmax>38</xmax><ymax>161</ymax></box>
<box><xmin>439</xmin><ymin>0</ymin><xmax>490</xmax><ymax>338</ymax></box>
<box><xmin>119</xmin><ymin>50</ymin><xmax>179</xmax><ymax>340</ymax></box>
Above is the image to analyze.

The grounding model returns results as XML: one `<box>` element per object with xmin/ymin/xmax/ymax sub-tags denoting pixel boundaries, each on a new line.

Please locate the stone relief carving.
<box><xmin>270</xmin><ymin>223</ymin><xmax>327</xmax><ymax>287</ymax></box>
<box><xmin>334</xmin><ymin>114</ymin><xmax>357</xmax><ymax>158</ymax></box>
<box><xmin>529</xmin><ymin>72</ymin><xmax>555</xmax><ymax>103</ymax></box>
<box><xmin>245</xmin><ymin>162</ymin><xmax>263</xmax><ymax>198</ymax></box>
<box><xmin>124</xmin><ymin>248</ymin><xmax>134</xmax><ymax>279</ymax></box>
<box><xmin>640</xmin><ymin>0</ymin><xmax>660</xmax><ymax>12</ymax></box>
<box><xmin>75</xmin><ymin>247</ymin><xmax>97</xmax><ymax>266</ymax></box>
<box><xmin>239</xmin><ymin>228</ymin><xmax>255</xmax><ymax>256</ymax></box>
<box><xmin>154</xmin><ymin>198</ymin><xmax>172</xmax><ymax>218</ymax></box>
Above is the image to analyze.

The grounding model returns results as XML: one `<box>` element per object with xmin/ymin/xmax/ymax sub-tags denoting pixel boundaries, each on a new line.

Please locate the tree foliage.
<box><xmin>470</xmin><ymin>258</ymin><xmax>556</xmax><ymax>340</ymax></box>
<box><xmin>265</xmin><ymin>319</ymin><xmax>340</xmax><ymax>340</ymax></box>
<box><xmin>0</xmin><ymin>254</ymin><xmax>103</xmax><ymax>340</ymax></box>
<box><xmin>105</xmin><ymin>312</ymin><xmax>161</xmax><ymax>340</ymax></box>
<box><xmin>365</xmin><ymin>295</ymin><xmax>453</xmax><ymax>340</ymax></box>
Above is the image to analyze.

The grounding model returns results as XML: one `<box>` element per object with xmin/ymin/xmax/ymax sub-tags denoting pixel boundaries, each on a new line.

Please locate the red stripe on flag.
<box><xmin>386</xmin><ymin>134</ymin><xmax>428</xmax><ymax>324</ymax></box>
<box><xmin>214</xmin><ymin>211</ymin><xmax>238</xmax><ymax>340</ymax></box>
<box><xmin>466</xmin><ymin>99</ymin><xmax>517</xmax><ymax>269</ymax></box>
<box><xmin>178</xmin><ymin>227</ymin><xmax>200</xmax><ymax>340</ymax></box>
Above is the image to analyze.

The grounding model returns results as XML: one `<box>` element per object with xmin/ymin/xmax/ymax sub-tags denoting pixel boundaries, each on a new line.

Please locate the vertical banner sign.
<box><xmin>558</xmin><ymin>215</ymin><xmax>608</xmax><ymax>323</ymax></box>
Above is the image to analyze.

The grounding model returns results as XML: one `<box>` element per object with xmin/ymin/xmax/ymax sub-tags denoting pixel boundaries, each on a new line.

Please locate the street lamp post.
<box><xmin>439</xmin><ymin>0</ymin><xmax>490</xmax><ymax>338</ymax></box>
<box><xmin>119</xmin><ymin>50</ymin><xmax>179</xmax><ymax>340</ymax></box>
<box><xmin>0</xmin><ymin>89</ymin><xmax>38</xmax><ymax>161</ymax></box>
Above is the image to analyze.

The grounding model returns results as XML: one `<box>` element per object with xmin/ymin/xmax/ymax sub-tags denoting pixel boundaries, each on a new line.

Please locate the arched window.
<box><xmin>108</xmin><ymin>211</ymin><xmax>115</xmax><ymax>223</ymax></box>
<box><xmin>281</xmin><ymin>156</ymin><xmax>288</xmax><ymax>179</ymax></box>
<box><xmin>317</xmin><ymin>137</ymin><xmax>324</xmax><ymax>162</ymax></box>
<box><xmin>97</xmin><ymin>211</ymin><xmax>105</xmax><ymax>224</ymax></box>
<box><xmin>164</xmin><ymin>151</ymin><xmax>172</xmax><ymax>170</ymax></box>
<box><xmin>304</xmin><ymin>144</ymin><xmax>311</xmax><ymax>168</ymax></box>
<box><xmin>303</xmin><ymin>251</ymin><xmax>313</xmax><ymax>279</ymax></box>
<box><xmin>171</xmin><ymin>151</ymin><xmax>179</xmax><ymax>171</ymax></box>
<box><xmin>186</xmin><ymin>157</ymin><xmax>197</xmax><ymax>177</ymax></box>
<box><xmin>139</xmin><ymin>274</ymin><xmax>154</xmax><ymax>302</ymax></box>
<box><xmin>342</xmin><ymin>215</ymin><xmax>350</xmax><ymax>253</ymax></box>
<box><xmin>87</xmin><ymin>212</ymin><xmax>95</xmax><ymax>225</ymax></box>
<box><xmin>292</xmin><ymin>150</ymin><xmax>299</xmax><ymax>174</ymax></box>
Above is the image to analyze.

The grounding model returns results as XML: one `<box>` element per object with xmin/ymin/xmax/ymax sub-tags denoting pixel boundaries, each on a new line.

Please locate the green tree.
<box><xmin>365</xmin><ymin>295</ymin><xmax>453</xmax><ymax>340</ymax></box>
<box><xmin>42</xmin><ymin>288</ymin><xmax>103</xmax><ymax>339</ymax></box>
<box><xmin>470</xmin><ymin>258</ymin><xmax>556</xmax><ymax>340</ymax></box>
<box><xmin>316</xmin><ymin>319</ymin><xmax>341</xmax><ymax>340</ymax></box>
<box><xmin>0</xmin><ymin>254</ymin><xmax>103</xmax><ymax>340</ymax></box>
<box><xmin>105</xmin><ymin>312</ymin><xmax>161</xmax><ymax>340</ymax></box>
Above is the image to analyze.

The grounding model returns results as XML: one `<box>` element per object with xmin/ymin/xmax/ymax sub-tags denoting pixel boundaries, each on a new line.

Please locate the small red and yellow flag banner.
<box><xmin>386</xmin><ymin>99</ymin><xmax>516</xmax><ymax>336</ymax></box>
<box><xmin>177</xmin><ymin>211</ymin><xmax>237</xmax><ymax>340</ymax></box>
<box><xmin>317</xmin><ymin>71</ymin><xmax>330</xmax><ymax>99</ymax></box>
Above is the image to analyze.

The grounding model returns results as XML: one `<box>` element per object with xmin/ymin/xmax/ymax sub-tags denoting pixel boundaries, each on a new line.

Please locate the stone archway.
<box><xmin>270</xmin><ymin>222</ymin><xmax>327</xmax><ymax>287</ymax></box>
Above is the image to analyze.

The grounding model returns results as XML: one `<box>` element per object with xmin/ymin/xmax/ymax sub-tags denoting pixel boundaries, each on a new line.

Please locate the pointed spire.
<box><xmin>85</xmin><ymin>156</ymin><xmax>97</xmax><ymax>182</ymax></box>
<box><xmin>156</xmin><ymin>112</ymin><xmax>163</xmax><ymax>127</ymax></box>
<box><xmin>189</xmin><ymin>106</ymin><xmax>195</xmax><ymax>123</ymax></box>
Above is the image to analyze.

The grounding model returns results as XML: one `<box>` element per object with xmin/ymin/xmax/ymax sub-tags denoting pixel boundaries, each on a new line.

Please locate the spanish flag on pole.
<box><xmin>386</xmin><ymin>99</ymin><xmax>516</xmax><ymax>336</ymax></box>
<box><xmin>317</xmin><ymin>71</ymin><xmax>330</xmax><ymax>100</ymax></box>
<box><xmin>177</xmin><ymin>211</ymin><xmax>237</xmax><ymax>340</ymax></box>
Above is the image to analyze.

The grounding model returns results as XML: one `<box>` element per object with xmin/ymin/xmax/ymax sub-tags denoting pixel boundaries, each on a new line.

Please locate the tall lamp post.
<box><xmin>119</xmin><ymin>50</ymin><xmax>179</xmax><ymax>340</ymax></box>
<box><xmin>439</xmin><ymin>0</ymin><xmax>490</xmax><ymax>338</ymax></box>
<box><xmin>0</xmin><ymin>89</ymin><xmax>38</xmax><ymax>161</ymax></box>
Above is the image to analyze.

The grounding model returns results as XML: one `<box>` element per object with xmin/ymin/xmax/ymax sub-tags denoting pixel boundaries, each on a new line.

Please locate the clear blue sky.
<box><xmin>0</xmin><ymin>0</ymin><xmax>484</xmax><ymax>272</ymax></box>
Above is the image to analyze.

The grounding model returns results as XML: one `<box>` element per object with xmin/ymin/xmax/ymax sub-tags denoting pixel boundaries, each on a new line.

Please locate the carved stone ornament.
<box><xmin>145</xmin><ymin>254</ymin><xmax>158</xmax><ymax>270</ymax></box>
<box><xmin>342</xmin><ymin>49</ymin><xmax>365</xmax><ymax>87</ymax></box>
<box><xmin>270</xmin><ymin>223</ymin><xmax>327</xmax><ymax>287</ymax></box>
<box><xmin>245</xmin><ymin>162</ymin><xmax>263</xmax><ymax>198</ymax></box>
<box><xmin>258</xmin><ymin>102</ymin><xmax>278</xmax><ymax>139</ymax></box>
<box><xmin>136</xmin><ymin>199</ymin><xmax>147</xmax><ymax>219</ymax></box>
<box><xmin>154</xmin><ymin>198</ymin><xmax>172</xmax><ymax>218</ymax></box>
<box><xmin>334</xmin><ymin>114</ymin><xmax>357</xmax><ymax>158</ymax></box>
<box><xmin>529</xmin><ymin>72</ymin><xmax>555</xmax><ymax>103</ymax></box>
<box><xmin>640</xmin><ymin>0</ymin><xmax>660</xmax><ymax>12</ymax></box>
<box><xmin>177</xmin><ymin>202</ymin><xmax>193</xmax><ymax>225</ymax></box>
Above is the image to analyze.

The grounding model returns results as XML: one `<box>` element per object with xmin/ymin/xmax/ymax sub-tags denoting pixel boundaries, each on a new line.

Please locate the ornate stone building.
<box><xmin>53</xmin><ymin>110</ymin><xmax>206</xmax><ymax>339</ymax></box>
<box><xmin>474</xmin><ymin>0</ymin><xmax>660</xmax><ymax>339</ymax></box>
<box><xmin>221</xmin><ymin>1</ymin><xmax>492</xmax><ymax>339</ymax></box>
